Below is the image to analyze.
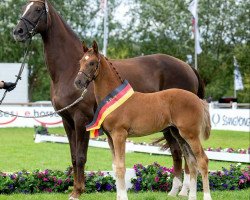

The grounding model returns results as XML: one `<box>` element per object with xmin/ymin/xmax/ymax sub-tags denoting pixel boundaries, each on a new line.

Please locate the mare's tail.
<box><xmin>200</xmin><ymin>100</ymin><xmax>211</xmax><ymax>141</ymax></box>
<box><xmin>191</xmin><ymin>67</ymin><xmax>205</xmax><ymax>99</ymax></box>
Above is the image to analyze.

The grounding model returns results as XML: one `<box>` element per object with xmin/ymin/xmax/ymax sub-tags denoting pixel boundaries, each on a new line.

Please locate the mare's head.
<box><xmin>13</xmin><ymin>0</ymin><xmax>51</xmax><ymax>42</ymax></box>
<box><xmin>74</xmin><ymin>41</ymin><xmax>100</xmax><ymax>90</ymax></box>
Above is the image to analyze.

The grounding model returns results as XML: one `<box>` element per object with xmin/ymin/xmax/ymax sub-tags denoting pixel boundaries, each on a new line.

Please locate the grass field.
<box><xmin>0</xmin><ymin>128</ymin><xmax>249</xmax><ymax>172</ymax></box>
<box><xmin>0</xmin><ymin>189</ymin><xmax>250</xmax><ymax>200</ymax></box>
<box><xmin>0</xmin><ymin>127</ymin><xmax>249</xmax><ymax>199</ymax></box>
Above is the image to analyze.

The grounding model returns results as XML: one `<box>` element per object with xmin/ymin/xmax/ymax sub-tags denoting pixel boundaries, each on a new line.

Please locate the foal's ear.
<box><xmin>82</xmin><ymin>41</ymin><xmax>89</xmax><ymax>53</ymax></box>
<box><xmin>92</xmin><ymin>40</ymin><xmax>99</xmax><ymax>54</ymax></box>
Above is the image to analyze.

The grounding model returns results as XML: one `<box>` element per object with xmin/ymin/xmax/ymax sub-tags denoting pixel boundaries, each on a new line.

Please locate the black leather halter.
<box><xmin>20</xmin><ymin>0</ymin><xmax>48</xmax><ymax>37</ymax></box>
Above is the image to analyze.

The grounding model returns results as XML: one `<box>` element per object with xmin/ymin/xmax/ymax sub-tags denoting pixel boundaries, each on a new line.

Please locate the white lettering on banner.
<box><xmin>0</xmin><ymin>106</ymin><xmax>249</xmax><ymax>131</ymax></box>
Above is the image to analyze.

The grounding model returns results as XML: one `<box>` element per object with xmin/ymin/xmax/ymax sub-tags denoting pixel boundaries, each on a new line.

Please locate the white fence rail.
<box><xmin>34</xmin><ymin>134</ymin><xmax>250</xmax><ymax>163</ymax></box>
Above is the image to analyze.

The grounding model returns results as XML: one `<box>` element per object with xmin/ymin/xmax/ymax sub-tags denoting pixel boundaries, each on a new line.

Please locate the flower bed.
<box><xmin>0</xmin><ymin>167</ymin><xmax>115</xmax><ymax>194</ymax></box>
<box><xmin>131</xmin><ymin>163</ymin><xmax>250</xmax><ymax>192</ymax></box>
<box><xmin>0</xmin><ymin>163</ymin><xmax>249</xmax><ymax>194</ymax></box>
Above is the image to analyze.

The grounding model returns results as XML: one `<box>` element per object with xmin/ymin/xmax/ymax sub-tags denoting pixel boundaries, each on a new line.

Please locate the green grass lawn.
<box><xmin>0</xmin><ymin>128</ymin><xmax>248</xmax><ymax>172</ymax></box>
<box><xmin>0</xmin><ymin>189</ymin><xmax>249</xmax><ymax>200</ymax></box>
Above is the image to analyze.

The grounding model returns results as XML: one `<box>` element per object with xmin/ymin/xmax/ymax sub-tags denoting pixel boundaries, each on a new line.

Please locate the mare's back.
<box><xmin>111</xmin><ymin>54</ymin><xmax>198</xmax><ymax>93</ymax></box>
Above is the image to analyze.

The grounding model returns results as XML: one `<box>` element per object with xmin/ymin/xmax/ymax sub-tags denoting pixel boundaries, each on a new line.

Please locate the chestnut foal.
<box><xmin>74</xmin><ymin>41</ymin><xmax>212</xmax><ymax>200</ymax></box>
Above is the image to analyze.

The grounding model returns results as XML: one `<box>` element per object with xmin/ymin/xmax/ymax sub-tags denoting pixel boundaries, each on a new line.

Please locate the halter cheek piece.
<box><xmin>20</xmin><ymin>0</ymin><xmax>49</xmax><ymax>37</ymax></box>
<box><xmin>78</xmin><ymin>55</ymin><xmax>101</xmax><ymax>87</ymax></box>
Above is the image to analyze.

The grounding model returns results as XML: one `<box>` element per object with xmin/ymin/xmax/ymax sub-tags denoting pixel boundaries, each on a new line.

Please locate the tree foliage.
<box><xmin>0</xmin><ymin>0</ymin><xmax>249</xmax><ymax>102</ymax></box>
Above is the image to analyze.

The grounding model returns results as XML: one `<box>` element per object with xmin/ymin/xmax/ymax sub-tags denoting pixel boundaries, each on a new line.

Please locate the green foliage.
<box><xmin>0</xmin><ymin>0</ymin><xmax>249</xmax><ymax>102</ymax></box>
<box><xmin>127</xmin><ymin>0</ymin><xmax>250</xmax><ymax>102</ymax></box>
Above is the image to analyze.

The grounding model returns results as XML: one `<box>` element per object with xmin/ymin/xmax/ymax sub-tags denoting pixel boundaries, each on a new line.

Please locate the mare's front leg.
<box><xmin>163</xmin><ymin>128</ymin><xmax>190</xmax><ymax>196</ymax></box>
<box><xmin>111</xmin><ymin>129</ymin><xmax>128</xmax><ymax>200</ymax></box>
<box><xmin>69</xmin><ymin>115</ymin><xmax>90</xmax><ymax>200</ymax></box>
<box><xmin>61</xmin><ymin>118</ymin><xmax>78</xmax><ymax>200</ymax></box>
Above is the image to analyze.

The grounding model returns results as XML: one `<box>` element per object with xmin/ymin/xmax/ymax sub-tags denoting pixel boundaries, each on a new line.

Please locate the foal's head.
<box><xmin>74</xmin><ymin>41</ymin><xmax>101</xmax><ymax>90</ymax></box>
<box><xmin>13</xmin><ymin>0</ymin><xmax>51</xmax><ymax>42</ymax></box>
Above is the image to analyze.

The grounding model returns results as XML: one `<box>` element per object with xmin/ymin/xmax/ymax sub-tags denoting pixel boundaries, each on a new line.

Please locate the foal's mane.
<box><xmin>104</xmin><ymin>56</ymin><xmax>124</xmax><ymax>83</ymax></box>
<box><xmin>87</xmin><ymin>48</ymin><xmax>124</xmax><ymax>83</ymax></box>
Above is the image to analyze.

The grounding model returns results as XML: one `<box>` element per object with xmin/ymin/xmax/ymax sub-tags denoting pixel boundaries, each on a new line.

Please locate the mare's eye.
<box><xmin>90</xmin><ymin>62</ymin><xmax>95</xmax><ymax>66</ymax></box>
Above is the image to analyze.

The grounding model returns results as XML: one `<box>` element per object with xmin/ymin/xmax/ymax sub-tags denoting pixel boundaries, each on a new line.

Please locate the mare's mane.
<box><xmin>48</xmin><ymin>2</ymin><xmax>81</xmax><ymax>43</ymax></box>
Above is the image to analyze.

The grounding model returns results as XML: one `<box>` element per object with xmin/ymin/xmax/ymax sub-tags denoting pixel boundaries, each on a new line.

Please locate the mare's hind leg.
<box><xmin>163</xmin><ymin>128</ymin><xmax>183</xmax><ymax>196</ymax></box>
<box><xmin>111</xmin><ymin>128</ymin><xmax>128</xmax><ymax>200</ymax></box>
<box><xmin>164</xmin><ymin>127</ymin><xmax>190</xmax><ymax>196</ymax></box>
<box><xmin>186</xmin><ymin>138</ymin><xmax>212</xmax><ymax>200</ymax></box>
<box><xmin>178</xmin><ymin>158</ymin><xmax>190</xmax><ymax>196</ymax></box>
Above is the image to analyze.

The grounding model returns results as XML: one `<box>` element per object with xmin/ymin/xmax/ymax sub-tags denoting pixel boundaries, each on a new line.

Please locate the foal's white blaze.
<box><xmin>179</xmin><ymin>172</ymin><xmax>190</xmax><ymax>196</ymax></box>
<box><xmin>168</xmin><ymin>176</ymin><xmax>182</xmax><ymax>196</ymax></box>
<box><xmin>22</xmin><ymin>2</ymin><xmax>34</xmax><ymax>17</ymax></box>
<box><xmin>84</xmin><ymin>55</ymin><xmax>89</xmax><ymax>60</ymax></box>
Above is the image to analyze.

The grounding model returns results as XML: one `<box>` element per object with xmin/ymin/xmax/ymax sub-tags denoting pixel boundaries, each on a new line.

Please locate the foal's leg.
<box><xmin>111</xmin><ymin>129</ymin><xmax>128</xmax><ymax>200</ymax></box>
<box><xmin>163</xmin><ymin>128</ymin><xmax>183</xmax><ymax>196</ymax></box>
<box><xmin>187</xmin><ymin>138</ymin><xmax>212</xmax><ymax>200</ymax></box>
<box><xmin>107</xmin><ymin>134</ymin><xmax>116</xmax><ymax>173</ymax></box>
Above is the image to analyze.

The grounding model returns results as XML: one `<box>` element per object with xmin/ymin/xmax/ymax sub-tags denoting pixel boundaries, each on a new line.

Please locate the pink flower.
<box><xmin>43</xmin><ymin>178</ymin><xmax>49</xmax><ymax>182</ymax></box>
<box><xmin>154</xmin><ymin>176</ymin><xmax>159</xmax><ymax>182</ymax></box>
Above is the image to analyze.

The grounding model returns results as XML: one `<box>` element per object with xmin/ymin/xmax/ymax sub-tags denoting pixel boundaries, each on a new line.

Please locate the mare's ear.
<box><xmin>92</xmin><ymin>40</ymin><xmax>99</xmax><ymax>54</ymax></box>
<box><xmin>82</xmin><ymin>41</ymin><xmax>89</xmax><ymax>53</ymax></box>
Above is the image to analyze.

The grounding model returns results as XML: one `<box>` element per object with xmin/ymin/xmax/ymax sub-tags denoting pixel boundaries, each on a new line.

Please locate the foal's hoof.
<box><xmin>168</xmin><ymin>189</ymin><xmax>179</xmax><ymax>196</ymax></box>
<box><xmin>69</xmin><ymin>192</ymin><xmax>80</xmax><ymax>200</ymax></box>
<box><xmin>69</xmin><ymin>197</ymin><xmax>79</xmax><ymax>200</ymax></box>
<box><xmin>178</xmin><ymin>187</ymin><xmax>189</xmax><ymax>197</ymax></box>
<box><xmin>188</xmin><ymin>195</ymin><xmax>197</xmax><ymax>200</ymax></box>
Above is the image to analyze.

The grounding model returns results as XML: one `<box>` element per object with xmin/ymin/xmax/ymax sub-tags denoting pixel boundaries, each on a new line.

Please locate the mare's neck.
<box><xmin>94</xmin><ymin>57</ymin><xmax>122</xmax><ymax>104</ymax></box>
<box><xmin>41</xmin><ymin>7</ymin><xmax>82</xmax><ymax>84</ymax></box>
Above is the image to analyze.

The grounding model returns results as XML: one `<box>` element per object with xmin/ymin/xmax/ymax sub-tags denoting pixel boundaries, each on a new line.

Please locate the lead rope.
<box><xmin>0</xmin><ymin>88</ymin><xmax>87</xmax><ymax>118</ymax></box>
<box><xmin>0</xmin><ymin>39</ymin><xmax>32</xmax><ymax>105</ymax></box>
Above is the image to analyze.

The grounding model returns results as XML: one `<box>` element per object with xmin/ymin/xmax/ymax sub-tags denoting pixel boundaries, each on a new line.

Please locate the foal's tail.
<box><xmin>200</xmin><ymin>100</ymin><xmax>211</xmax><ymax>141</ymax></box>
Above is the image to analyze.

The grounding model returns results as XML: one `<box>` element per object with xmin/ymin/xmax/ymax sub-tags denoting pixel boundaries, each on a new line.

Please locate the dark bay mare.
<box><xmin>74</xmin><ymin>41</ymin><xmax>212</xmax><ymax>200</ymax></box>
<box><xmin>13</xmin><ymin>0</ymin><xmax>205</xmax><ymax>199</ymax></box>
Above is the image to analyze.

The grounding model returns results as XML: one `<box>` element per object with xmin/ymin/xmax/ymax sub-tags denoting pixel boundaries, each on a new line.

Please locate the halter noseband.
<box><xmin>20</xmin><ymin>0</ymin><xmax>48</xmax><ymax>37</ymax></box>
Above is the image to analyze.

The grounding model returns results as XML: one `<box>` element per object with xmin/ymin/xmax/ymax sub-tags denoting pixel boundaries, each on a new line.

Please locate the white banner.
<box><xmin>0</xmin><ymin>106</ymin><xmax>62</xmax><ymax>127</ymax></box>
<box><xmin>0</xmin><ymin>106</ymin><xmax>249</xmax><ymax>132</ymax></box>
<box><xmin>210</xmin><ymin>108</ymin><xmax>249</xmax><ymax>132</ymax></box>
